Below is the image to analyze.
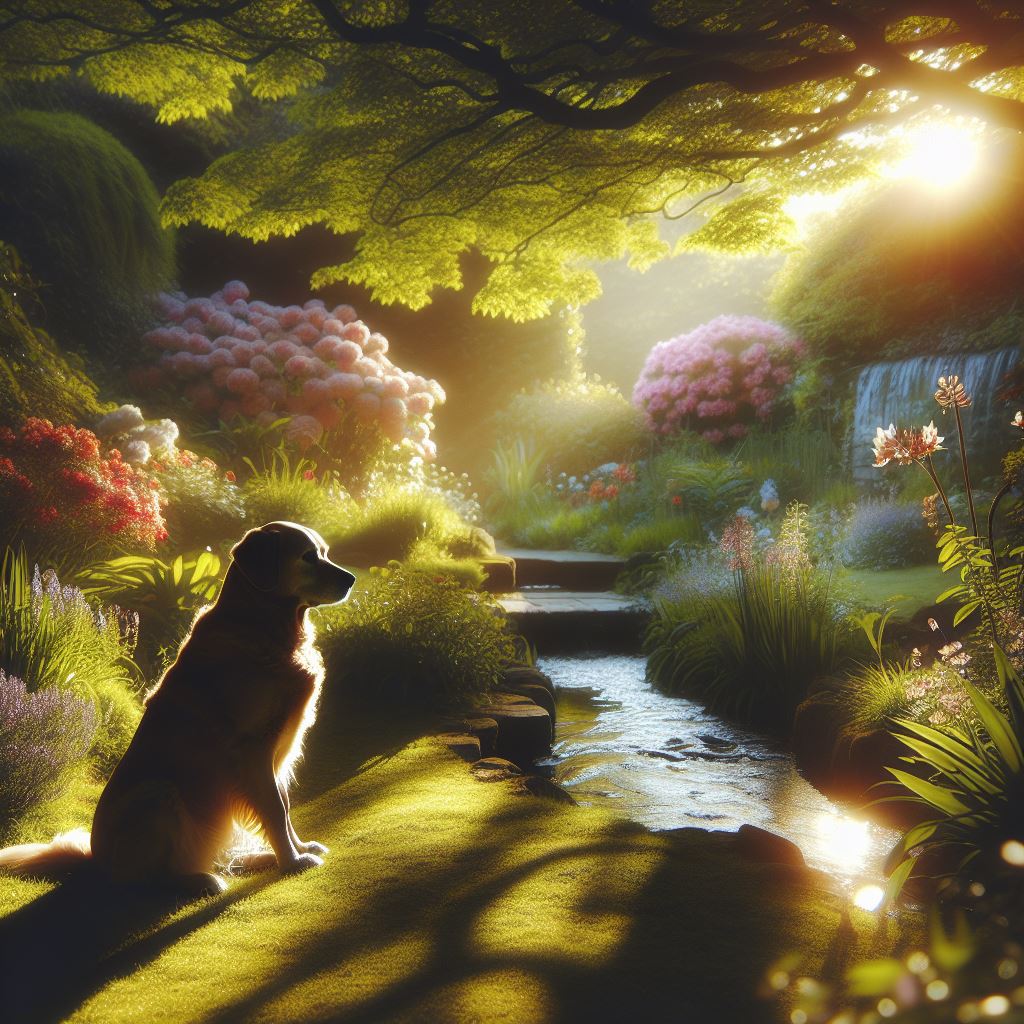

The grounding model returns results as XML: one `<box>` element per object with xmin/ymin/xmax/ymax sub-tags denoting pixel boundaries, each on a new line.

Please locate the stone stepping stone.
<box><xmin>462</xmin><ymin>716</ymin><xmax>499</xmax><ymax>757</ymax></box>
<box><xmin>478</xmin><ymin>691</ymin><xmax>552</xmax><ymax>764</ymax></box>
<box><xmin>436</xmin><ymin>733</ymin><xmax>481</xmax><ymax>762</ymax></box>
<box><xmin>470</xmin><ymin>757</ymin><xmax>523</xmax><ymax>782</ymax></box>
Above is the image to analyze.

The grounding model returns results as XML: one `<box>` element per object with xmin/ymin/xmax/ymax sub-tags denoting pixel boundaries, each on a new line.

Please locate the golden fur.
<box><xmin>0</xmin><ymin>522</ymin><xmax>355</xmax><ymax>895</ymax></box>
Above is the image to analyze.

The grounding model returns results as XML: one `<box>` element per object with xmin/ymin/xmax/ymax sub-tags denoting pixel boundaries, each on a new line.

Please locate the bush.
<box><xmin>644</xmin><ymin>507</ymin><xmax>849</xmax><ymax>729</ymax></box>
<box><xmin>735</xmin><ymin>425</ymin><xmax>838</xmax><ymax>505</ymax></box>
<box><xmin>151</xmin><ymin>448</ymin><xmax>247</xmax><ymax>551</ymax></box>
<box><xmin>78</xmin><ymin>551</ymin><xmax>222</xmax><ymax>680</ymax></box>
<box><xmin>243</xmin><ymin>451</ymin><xmax>351</xmax><ymax>539</ymax></box>
<box><xmin>88</xmin><ymin>675</ymin><xmax>143</xmax><ymax>777</ymax></box>
<box><xmin>493</xmin><ymin>377</ymin><xmax>644</xmax><ymax>477</ymax></box>
<box><xmin>842</xmin><ymin>500</ymin><xmax>935</xmax><ymax>570</ymax></box>
<box><xmin>616</xmin><ymin>516</ymin><xmax>705</xmax><ymax>557</ymax></box>
<box><xmin>0</xmin><ymin>418</ymin><xmax>167</xmax><ymax>572</ymax></box>
<box><xmin>329</xmin><ymin>485</ymin><xmax>467</xmax><ymax>566</ymax></box>
<box><xmin>0</xmin><ymin>110</ymin><xmax>174</xmax><ymax>369</ymax></box>
<box><xmin>0</xmin><ymin>243</ymin><xmax>107</xmax><ymax>429</ymax></box>
<box><xmin>317</xmin><ymin>565</ymin><xmax>515</xmax><ymax>708</ymax></box>
<box><xmin>0</xmin><ymin>669</ymin><xmax>96</xmax><ymax>838</ymax></box>
<box><xmin>632</xmin><ymin>315</ymin><xmax>805</xmax><ymax>443</ymax></box>
<box><xmin>137</xmin><ymin>282</ymin><xmax>445</xmax><ymax>490</ymax></box>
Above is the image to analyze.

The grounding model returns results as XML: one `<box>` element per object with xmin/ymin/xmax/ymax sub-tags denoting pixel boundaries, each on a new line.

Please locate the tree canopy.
<box><xmin>3</xmin><ymin>1</ymin><xmax>1024</xmax><ymax>318</ymax></box>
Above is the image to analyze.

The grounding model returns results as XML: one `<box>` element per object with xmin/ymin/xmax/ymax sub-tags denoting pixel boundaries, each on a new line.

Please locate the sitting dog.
<box><xmin>0</xmin><ymin>521</ymin><xmax>355</xmax><ymax>896</ymax></box>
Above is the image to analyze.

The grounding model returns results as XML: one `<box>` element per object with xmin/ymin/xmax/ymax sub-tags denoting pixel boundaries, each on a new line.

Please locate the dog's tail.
<box><xmin>0</xmin><ymin>827</ymin><xmax>92</xmax><ymax>880</ymax></box>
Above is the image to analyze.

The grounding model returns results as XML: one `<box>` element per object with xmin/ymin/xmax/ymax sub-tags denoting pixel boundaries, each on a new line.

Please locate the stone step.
<box><xmin>498</xmin><ymin>589</ymin><xmax>648</xmax><ymax>653</ymax></box>
<box><xmin>497</xmin><ymin>546</ymin><xmax>625</xmax><ymax>591</ymax></box>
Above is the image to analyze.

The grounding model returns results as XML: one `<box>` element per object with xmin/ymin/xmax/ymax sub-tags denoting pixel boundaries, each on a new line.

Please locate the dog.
<box><xmin>0</xmin><ymin>521</ymin><xmax>355</xmax><ymax>897</ymax></box>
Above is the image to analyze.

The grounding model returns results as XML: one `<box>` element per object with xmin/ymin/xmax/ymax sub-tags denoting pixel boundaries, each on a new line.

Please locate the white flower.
<box><xmin>122</xmin><ymin>439</ymin><xmax>152</xmax><ymax>465</ymax></box>
<box><xmin>95</xmin><ymin>404</ymin><xmax>145</xmax><ymax>438</ymax></box>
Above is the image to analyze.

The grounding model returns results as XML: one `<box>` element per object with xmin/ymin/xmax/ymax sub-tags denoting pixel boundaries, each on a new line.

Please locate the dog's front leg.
<box><xmin>278</xmin><ymin>778</ymin><xmax>328</xmax><ymax>858</ymax></box>
<box><xmin>244</xmin><ymin>762</ymin><xmax>323</xmax><ymax>874</ymax></box>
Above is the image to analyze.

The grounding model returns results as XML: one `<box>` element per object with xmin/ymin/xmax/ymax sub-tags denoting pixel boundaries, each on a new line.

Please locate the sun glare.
<box><xmin>889</xmin><ymin>122</ymin><xmax>981</xmax><ymax>190</ymax></box>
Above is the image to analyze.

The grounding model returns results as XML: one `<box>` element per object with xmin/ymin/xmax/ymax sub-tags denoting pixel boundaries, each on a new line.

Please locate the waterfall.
<box><xmin>851</xmin><ymin>346</ymin><xmax>1022</xmax><ymax>483</ymax></box>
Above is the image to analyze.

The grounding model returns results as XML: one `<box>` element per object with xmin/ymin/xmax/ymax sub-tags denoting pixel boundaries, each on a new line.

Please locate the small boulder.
<box><xmin>436</xmin><ymin>732</ymin><xmax>481</xmax><ymax>763</ymax></box>
<box><xmin>501</xmin><ymin>681</ymin><xmax>556</xmax><ymax>723</ymax></box>
<box><xmin>501</xmin><ymin>665</ymin><xmax>556</xmax><ymax>699</ymax></box>
<box><xmin>470</xmin><ymin>757</ymin><xmax>523</xmax><ymax>782</ymax></box>
<box><xmin>462</xmin><ymin>716</ymin><xmax>499</xmax><ymax>757</ymax></box>
<box><xmin>479</xmin><ymin>691</ymin><xmax>553</xmax><ymax>765</ymax></box>
<box><xmin>513</xmin><ymin>775</ymin><xmax>577</xmax><ymax>805</ymax></box>
<box><xmin>735</xmin><ymin>825</ymin><xmax>806</xmax><ymax>869</ymax></box>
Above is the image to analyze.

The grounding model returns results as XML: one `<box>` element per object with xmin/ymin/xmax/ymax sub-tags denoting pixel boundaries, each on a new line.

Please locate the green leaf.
<box><xmin>935</xmin><ymin>585</ymin><xmax>965</xmax><ymax>603</ymax></box>
<box><xmin>886</xmin><ymin>768</ymin><xmax>970</xmax><ymax>815</ymax></box>
<box><xmin>962</xmin><ymin>679</ymin><xmax>1022</xmax><ymax>774</ymax></box>
<box><xmin>172</xmin><ymin>555</ymin><xmax>184</xmax><ymax>586</ymax></box>
<box><xmin>953</xmin><ymin>600</ymin><xmax>981</xmax><ymax>626</ymax></box>
<box><xmin>883</xmin><ymin>855</ymin><xmax>916</xmax><ymax>908</ymax></box>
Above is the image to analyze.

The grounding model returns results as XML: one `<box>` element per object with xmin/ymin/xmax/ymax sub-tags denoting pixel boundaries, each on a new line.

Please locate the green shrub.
<box><xmin>243</xmin><ymin>451</ymin><xmax>351</xmax><ymax>538</ymax></box>
<box><xmin>88</xmin><ymin>675</ymin><xmax>143</xmax><ymax>776</ymax></box>
<box><xmin>329</xmin><ymin>486</ymin><xmax>467</xmax><ymax>566</ymax></box>
<box><xmin>644</xmin><ymin>508</ymin><xmax>848</xmax><ymax>729</ymax></box>
<box><xmin>78</xmin><ymin>551</ymin><xmax>222</xmax><ymax>678</ymax></box>
<box><xmin>660</xmin><ymin>458</ymin><xmax>753</xmax><ymax>528</ymax></box>
<box><xmin>616</xmin><ymin>516</ymin><xmax>705</xmax><ymax>557</ymax></box>
<box><xmin>735</xmin><ymin>425</ymin><xmax>838</xmax><ymax>504</ymax></box>
<box><xmin>0</xmin><ymin>242</ymin><xmax>107</xmax><ymax>429</ymax></box>
<box><xmin>493</xmin><ymin>376</ymin><xmax>645</xmax><ymax>477</ymax></box>
<box><xmin>842</xmin><ymin>501</ymin><xmax>935</xmax><ymax>570</ymax></box>
<box><xmin>154</xmin><ymin>451</ymin><xmax>246</xmax><ymax>551</ymax></box>
<box><xmin>317</xmin><ymin>565</ymin><xmax>515</xmax><ymax>708</ymax></box>
<box><xmin>0</xmin><ymin>110</ymin><xmax>174</xmax><ymax>369</ymax></box>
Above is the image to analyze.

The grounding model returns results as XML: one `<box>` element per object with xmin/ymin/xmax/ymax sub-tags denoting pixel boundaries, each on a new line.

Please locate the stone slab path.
<box><xmin>495</xmin><ymin>546</ymin><xmax>648</xmax><ymax>651</ymax></box>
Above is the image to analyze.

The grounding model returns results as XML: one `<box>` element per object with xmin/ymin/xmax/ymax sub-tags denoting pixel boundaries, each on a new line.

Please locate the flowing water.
<box><xmin>850</xmin><ymin>346</ymin><xmax>1020</xmax><ymax>482</ymax></box>
<box><xmin>538</xmin><ymin>654</ymin><xmax>899</xmax><ymax>888</ymax></box>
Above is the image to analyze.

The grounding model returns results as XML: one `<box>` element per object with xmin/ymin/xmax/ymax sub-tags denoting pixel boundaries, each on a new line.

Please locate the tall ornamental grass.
<box><xmin>644</xmin><ymin>505</ymin><xmax>847</xmax><ymax>729</ymax></box>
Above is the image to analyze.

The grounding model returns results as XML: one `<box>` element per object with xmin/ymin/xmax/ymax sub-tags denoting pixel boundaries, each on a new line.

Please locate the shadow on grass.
<box><xmin>1</xmin><ymin>705</ymin><xmax>888</xmax><ymax>1024</ymax></box>
<box><xmin>0</xmin><ymin>871</ymin><xmax>277</xmax><ymax>1023</ymax></box>
<box><xmin>0</xmin><ymin>705</ymin><xmax>424</xmax><ymax>1024</ymax></box>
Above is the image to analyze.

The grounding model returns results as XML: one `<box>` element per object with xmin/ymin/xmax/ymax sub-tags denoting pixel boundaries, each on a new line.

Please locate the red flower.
<box><xmin>672</xmin><ymin>495</ymin><xmax>682</xmax><ymax>506</ymax></box>
<box><xmin>302</xmin><ymin>469</ymin><xmax>316</xmax><ymax>481</ymax></box>
<box><xmin>224</xmin><ymin>470</ymin><xmax>237</xmax><ymax>483</ymax></box>
<box><xmin>588</xmin><ymin>480</ymin><xmax>605</xmax><ymax>500</ymax></box>
<box><xmin>36</xmin><ymin>506</ymin><xmax>59</xmax><ymax>524</ymax></box>
<box><xmin>605</xmin><ymin>484</ymin><xmax>619</xmax><ymax>499</ymax></box>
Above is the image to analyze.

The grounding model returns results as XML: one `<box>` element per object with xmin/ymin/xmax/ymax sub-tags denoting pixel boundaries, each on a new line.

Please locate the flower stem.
<box><xmin>952</xmin><ymin>402</ymin><xmax>980</xmax><ymax>541</ymax></box>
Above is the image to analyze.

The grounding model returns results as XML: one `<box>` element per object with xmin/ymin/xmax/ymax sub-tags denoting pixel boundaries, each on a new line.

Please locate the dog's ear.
<box><xmin>230</xmin><ymin>528</ymin><xmax>281</xmax><ymax>592</ymax></box>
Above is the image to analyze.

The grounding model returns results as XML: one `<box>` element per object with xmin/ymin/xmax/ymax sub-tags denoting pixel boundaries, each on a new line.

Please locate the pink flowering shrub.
<box><xmin>135</xmin><ymin>281</ymin><xmax>445</xmax><ymax>465</ymax></box>
<box><xmin>632</xmin><ymin>315</ymin><xmax>805</xmax><ymax>443</ymax></box>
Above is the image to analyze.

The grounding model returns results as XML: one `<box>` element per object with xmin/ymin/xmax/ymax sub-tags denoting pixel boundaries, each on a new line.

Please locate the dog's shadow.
<box><xmin>0</xmin><ymin>865</ymin><xmax>274</xmax><ymax>1021</ymax></box>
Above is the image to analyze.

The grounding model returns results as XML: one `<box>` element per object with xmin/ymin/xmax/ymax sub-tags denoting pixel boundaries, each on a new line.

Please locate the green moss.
<box><xmin>0</xmin><ymin>109</ymin><xmax>175</xmax><ymax>370</ymax></box>
<box><xmin>0</xmin><ymin>707</ymin><xmax>915</xmax><ymax>1023</ymax></box>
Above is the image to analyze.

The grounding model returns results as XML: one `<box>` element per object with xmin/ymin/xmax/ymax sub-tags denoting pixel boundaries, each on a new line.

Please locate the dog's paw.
<box><xmin>299</xmin><ymin>840</ymin><xmax>329</xmax><ymax>857</ymax></box>
<box><xmin>282</xmin><ymin>852</ymin><xmax>324</xmax><ymax>874</ymax></box>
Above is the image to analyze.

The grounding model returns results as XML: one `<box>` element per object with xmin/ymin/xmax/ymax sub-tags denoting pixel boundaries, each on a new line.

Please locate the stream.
<box><xmin>537</xmin><ymin>653</ymin><xmax>899</xmax><ymax>889</ymax></box>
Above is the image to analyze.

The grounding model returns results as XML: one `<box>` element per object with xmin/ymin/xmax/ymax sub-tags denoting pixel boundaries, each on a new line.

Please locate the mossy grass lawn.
<box><xmin>846</xmin><ymin>563</ymin><xmax>947</xmax><ymax>619</ymax></box>
<box><xmin>0</xmin><ymin>699</ymin><xmax>913</xmax><ymax>1023</ymax></box>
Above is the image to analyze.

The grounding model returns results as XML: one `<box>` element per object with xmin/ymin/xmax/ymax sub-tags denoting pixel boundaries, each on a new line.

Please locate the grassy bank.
<box><xmin>0</xmin><ymin>699</ymin><xmax>914</xmax><ymax>1023</ymax></box>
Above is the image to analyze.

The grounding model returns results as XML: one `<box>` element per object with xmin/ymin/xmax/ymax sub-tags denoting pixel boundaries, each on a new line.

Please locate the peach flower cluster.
<box><xmin>135</xmin><ymin>281</ymin><xmax>445</xmax><ymax>460</ymax></box>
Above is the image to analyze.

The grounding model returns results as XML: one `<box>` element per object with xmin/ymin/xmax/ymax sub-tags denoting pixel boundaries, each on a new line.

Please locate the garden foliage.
<box><xmin>842</xmin><ymin>500</ymin><xmax>937</xmax><ymax>570</ymax></box>
<box><xmin>0</xmin><ymin>243</ymin><xmax>106</xmax><ymax>429</ymax></box>
<box><xmin>645</xmin><ymin>504</ymin><xmax>848</xmax><ymax>729</ymax></box>
<box><xmin>492</xmin><ymin>376</ymin><xmax>644</xmax><ymax>477</ymax></box>
<box><xmin>317</xmin><ymin>566</ymin><xmax>514</xmax><ymax>708</ymax></box>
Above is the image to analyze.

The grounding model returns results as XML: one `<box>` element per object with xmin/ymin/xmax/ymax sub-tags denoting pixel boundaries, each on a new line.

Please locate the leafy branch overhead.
<box><xmin>3</xmin><ymin>1</ymin><xmax>1024</xmax><ymax>315</ymax></box>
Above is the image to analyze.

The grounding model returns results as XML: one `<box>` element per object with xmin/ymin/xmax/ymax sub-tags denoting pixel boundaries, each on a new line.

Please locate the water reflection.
<box><xmin>539</xmin><ymin>654</ymin><xmax>898</xmax><ymax>886</ymax></box>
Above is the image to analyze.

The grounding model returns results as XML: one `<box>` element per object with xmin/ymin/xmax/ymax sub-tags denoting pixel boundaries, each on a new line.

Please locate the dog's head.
<box><xmin>230</xmin><ymin>522</ymin><xmax>355</xmax><ymax>607</ymax></box>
